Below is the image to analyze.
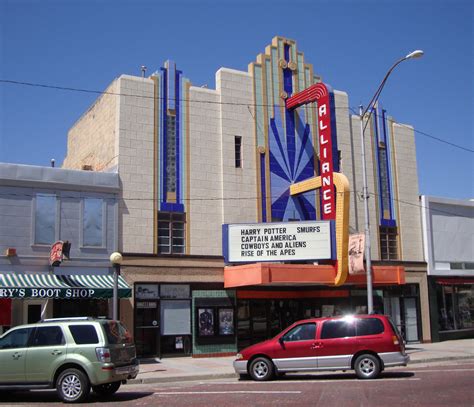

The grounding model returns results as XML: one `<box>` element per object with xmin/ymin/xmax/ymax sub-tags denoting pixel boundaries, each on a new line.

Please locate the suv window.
<box><xmin>356</xmin><ymin>318</ymin><xmax>384</xmax><ymax>336</ymax></box>
<box><xmin>68</xmin><ymin>324</ymin><xmax>99</xmax><ymax>345</ymax></box>
<box><xmin>282</xmin><ymin>323</ymin><xmax>316</xmax><ymax>342</ymax></box>
<box><xmin>0</xmin><ymin>328</ymin><xmax>33</xmax><ymax>349</ymax></box>
<box><xmin>321</xmin><ymin>320</ymin><xmax>356</xmax><ymax>339</ymax></box>
<box><xmin>103</xmin><ymin>321</ymin><xmax>132</xmax><ymax>345</ymax></box>
<box><xmin>31</xmin><ymin>326</ymin><xmax>64</xmax><ymax>347</ymax></box>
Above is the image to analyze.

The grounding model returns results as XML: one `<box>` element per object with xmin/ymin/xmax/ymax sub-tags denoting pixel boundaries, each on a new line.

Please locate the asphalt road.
<box><xmin>1</xmin><ymin>361</ymin><xmax>473</xmax><ymax>406</ymax></box>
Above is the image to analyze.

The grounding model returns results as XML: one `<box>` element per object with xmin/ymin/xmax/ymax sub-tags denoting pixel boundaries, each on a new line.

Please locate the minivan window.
<box><xmin>282</xmin><ymin>323</ymin><xmax>316</xmax><ymax>342</ymax></box>
<box><xmin>31</xmin><ymin>326</ymin><xmax>64</xmax><ymax>347</ymax></box>
<box><xmin>103</xmin><ymin>321</ymin><xmax>132</xmax><ymax>345</ymax></box>
<box><xmin>321</xmin><ymin>320</ymin><xmax>356</xmax><ymax>339</ymax></box>
<box><xmin>0</xmin><ymin>328</ymin><xmax>33</xmax><ymax>349</ymax></box>
<box><xmin>68</xmin><ymin>325</ymin><xmax>99</xmax><ymax>345</ymax></box>
<box><xmin>356</xmin><ymin>318</ymin><xmax>384</xmax><ymax>336</ymax></box>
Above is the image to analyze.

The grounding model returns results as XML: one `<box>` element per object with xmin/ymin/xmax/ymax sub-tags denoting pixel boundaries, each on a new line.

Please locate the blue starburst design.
<box><xmin>268</xmin><ymin>107</ymin><xmax>316</xmax><ymax>221</ymax></box>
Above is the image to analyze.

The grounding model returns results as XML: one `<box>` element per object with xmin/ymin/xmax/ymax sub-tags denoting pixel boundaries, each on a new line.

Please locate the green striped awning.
<box><xmin>0</xmin><ymin>273</ymin><xmax>131</xmax><ymax>299</ymax></box>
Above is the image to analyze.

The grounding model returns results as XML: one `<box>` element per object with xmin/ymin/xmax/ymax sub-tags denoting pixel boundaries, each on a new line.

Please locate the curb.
<box><xmin>127</xmin><ymin>372</ymin><xmax>238</xmax><ymax>385</ymax></box>
<box><xmin>408</xmin><ymin>355</ymin><xmax>474</xmax><ymax>365</ymax></box>
<box><xmin>126</xmin><ymin>356</ymin><xmax>474</xmax><ymax>385</ymax></box>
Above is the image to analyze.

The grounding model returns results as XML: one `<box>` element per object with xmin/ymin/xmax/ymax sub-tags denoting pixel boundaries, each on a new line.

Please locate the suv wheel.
<box><xmin>56</xmin><ymin>368</ymin><xmax>90</xmax><ymax>403</ymax></box>
<box><xmin>249</xmin><ymin>357</ymin><xmax>274</xmax><ymax>381</ymax></box>
<box><xmin>92</xmin><ymin>381</ymin><xmax>121</xmax><ymax>396</ymax></box>
<box><xmin>354</xmin><ymin>354</ymin><xmax>381</xmax><ymax>379</ymax></box>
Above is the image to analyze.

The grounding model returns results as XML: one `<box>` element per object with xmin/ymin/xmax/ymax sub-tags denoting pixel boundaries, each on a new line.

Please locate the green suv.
<box><xmin>0</xmin><ymin>317</ymin><xmax>139</xmax><ymax>403</ymax></box>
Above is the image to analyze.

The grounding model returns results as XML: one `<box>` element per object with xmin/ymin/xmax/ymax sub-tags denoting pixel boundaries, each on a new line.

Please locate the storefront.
<box><xmin>429</xmin><ymin>277</ymin><xmax>474</xmax><ymax>341</ymax></box>
<box><xmin>0</xmin><ymin>272</ymin><xmax>132</xmax><ymax>330</ymax></box>
<box><xmin>234</xmin><ymin>283</ymin><xmax>421</xmax><ymax>350</ymax></box>
<box><xmin>131</xmin><ymin>281</ymin><xmax>237</xmax><ymax>359</ymax></box>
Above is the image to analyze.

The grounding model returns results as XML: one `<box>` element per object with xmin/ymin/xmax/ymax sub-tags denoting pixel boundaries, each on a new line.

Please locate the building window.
<box><xmin>379</xmin><ymin>226</ymin><xmax>398</xmax><ymax>260</ymax></box>
<box><xmin>437</xmin><ymin>284</ymin><xmax>474</xmax><ymax>331</ymax></box>
<box><xmin>158</xmin><ymin>212</ymin><xmax>185</xmax><ymax>254</ymax></box>
<box><xmin>234</xmin><ymin>136</ymin><xmax>242</xmax><ymax>168</ymax></box>
<box><xmin>83</xmin><ymin>198</ymin><xmax>104</xmax><ymax>247</ymax></box>
<box><xmin>34</xmin><ymin>194</ymin><xmax>57</xmax><ymax>245</ymax></box>
<box><xmin>166</xmin><ymin>114</ymin><xmax>177</xmax><ymax>193</ymax></box>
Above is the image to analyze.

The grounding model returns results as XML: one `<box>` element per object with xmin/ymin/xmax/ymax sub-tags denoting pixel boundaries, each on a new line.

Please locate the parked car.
<box><xmin>234</xmin><ymin>314</ymin><xmax>409</xmax><ymax>381</ymax></box>
<box><xmin>0</xmin><ymin>317</ymin><xmax>139</xmax><ymax>403</ymax></box>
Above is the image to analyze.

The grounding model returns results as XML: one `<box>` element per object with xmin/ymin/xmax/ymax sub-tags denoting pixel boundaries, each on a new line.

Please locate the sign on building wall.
<box><xmin>223</xmin><ymin>220</ymin><xmax>335</xmax><ymax>263</ymax></box>
<box><xmin>348</xmin><ymin>233</ymin><xmax>365</xmax><ymax>275</ymax></box>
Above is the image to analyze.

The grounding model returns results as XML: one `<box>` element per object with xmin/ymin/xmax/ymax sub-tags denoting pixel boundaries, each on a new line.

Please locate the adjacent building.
<box><xmin>421</xmin><ymin>196</ymin><xmax>474</xmax><ymax>341</ymax></box>
<box><xmin>61</xmin><ymin>36</ymin><xmax>429</xmax><ymax>357</ymax></box>
<box><xmin>0</xmin><ymin>162</ymin><xmax>128</xmax><ymax>334</ymax></box>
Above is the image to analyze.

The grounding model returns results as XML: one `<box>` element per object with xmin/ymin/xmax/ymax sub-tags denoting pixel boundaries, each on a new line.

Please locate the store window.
<box><xmin>34</xmin><ymin>194</ymin><xmax>57</xmax><ymax>245</ymax></box>
<box><xmin>437</xmin><ymin>284</ymin><xmax>474</xmax><ymax>331</ymax></box>
<box><xmin>379</xmin><ymin>226</ymin><xmax>398</xmax><ymax>260</ymax></box>
<box><xmin>83</xmin><ymin>198</ymin><xmax>104</xmax><ymax>247</ymax></box>
<box><xmin>195</xmin><ymin>297</ymin><xmax>236</xmax><ymax>345</ymax></box>
<box><xmin>158</xmin><ymin>212</ymin><xmax>185</xmax><ymax>254</ymax></box>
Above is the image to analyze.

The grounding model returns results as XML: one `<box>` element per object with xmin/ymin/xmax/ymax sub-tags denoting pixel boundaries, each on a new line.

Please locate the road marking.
<box><xmin>154</xmin><ymin>391</ymin><xmax>302</xmax><ymax>395</ymax></box>
<box><xmin>202</xmin><ymin>378</ymin><xmax>421</xmax><ymax>385</ymax></box>
<box><xmin>410</xmin><ymin>368</ymin><xmax>474</xmax><ymax>373</ymax></box>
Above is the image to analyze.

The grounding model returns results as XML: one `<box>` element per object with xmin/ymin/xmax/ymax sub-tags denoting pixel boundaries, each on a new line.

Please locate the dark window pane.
<box><xmin>68</xmin><ymin>325</ymin><xmax>99</xmax><ymax>344</ymax></box>
<box><xmin>321</xmin><ymin>320</ymin><xmax>355</xmax><ymax>339</ymax></box>
<box><xmin>282</xmin><ymin>323</ymin><xmax>316</xmax><ymax>342</ymax></box>
<box><xmin>356</xmin><ymin>318</ymin><xmax>384</xmax><ymax>336</ymax></box>
<box><xmin>0</xmin><ymin>328</ymin><xmax>33</xmax><ymax>349</ymax></box>
<box><xmin>103</xmin><ymin>321</ymin><xmax>132</xmax><ymax>344</ymax></box>
<box><xmin>31</xmin><ymin>326</ymin><xmax>64</xmax><ymax>347</ymax></box>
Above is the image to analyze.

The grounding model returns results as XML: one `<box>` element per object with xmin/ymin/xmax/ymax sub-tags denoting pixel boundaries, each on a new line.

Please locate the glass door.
<box><xmin>402</xmin><ymin>297</ymin><xmax>419</xmax><ymax>342</ymax></box>
<box><xmin>135</xmin><ymin>300</ymin><xmax>161</xmax><ymax>358</ymax></box>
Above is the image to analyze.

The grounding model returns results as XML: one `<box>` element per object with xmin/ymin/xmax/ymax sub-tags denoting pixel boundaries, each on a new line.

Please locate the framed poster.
<box><xmin>218</xmin><ymin>308</ymin><xmax>234</xmax><ymax>335</ymax></box>
<box><xmin>198</xmin><ymin>308</ymin><xmax>214</xmax><ymax>336</ymax></box>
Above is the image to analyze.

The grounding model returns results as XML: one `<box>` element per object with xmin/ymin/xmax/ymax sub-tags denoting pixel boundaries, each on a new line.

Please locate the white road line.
<box><xmin>205</xmin><ymin>378</ymin><xmax>421</xmax><ymax>385</ymax></box>
<box><xmin>154</xmin><ymin>391</ymin><xmax>302</xmax><ymax>395</ymax></box>
<box><xmin>410</xmin><ymin>368</ymin><xmax>474</xmax><ymax>373</ymax></box>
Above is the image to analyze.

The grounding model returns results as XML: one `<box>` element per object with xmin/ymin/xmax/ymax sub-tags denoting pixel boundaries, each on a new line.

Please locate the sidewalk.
<box><xmin>129</xmin><ymin>338</ymin><xmax>474</xmax><ymax>385</ymax></box>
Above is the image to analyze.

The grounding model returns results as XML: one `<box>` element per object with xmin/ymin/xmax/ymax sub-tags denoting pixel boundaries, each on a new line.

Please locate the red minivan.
<box><xmin>233</xmin><ymin>315</ymin><xmax>409</xmax><ymax>381</ymax></box>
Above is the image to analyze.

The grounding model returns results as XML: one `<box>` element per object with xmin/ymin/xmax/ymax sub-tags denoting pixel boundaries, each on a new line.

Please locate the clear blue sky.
<box><xmin>0</xmin><ymin>0</ymin><xmax>472</xmax><ymax>199</ymax></box>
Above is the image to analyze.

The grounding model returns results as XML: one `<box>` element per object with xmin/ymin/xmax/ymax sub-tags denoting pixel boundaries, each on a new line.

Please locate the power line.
<box><xmin>0</xmin><ymin>78</ymin><xmax>347</xmax><ymax>110</ymax></box>
<box><xmin>348</xmin><ymin>107</ymin><xmax>473</xmax><ymax>154</ymax></box>
<box><xmin>2</xmin><ymin>78</ymin><xmax>472</xmax><ymax>153</ymax></box>
<box><xmin>0</xmin><ymin>190</ymin><xmax>471</xmax><ymax>219</ymax></box>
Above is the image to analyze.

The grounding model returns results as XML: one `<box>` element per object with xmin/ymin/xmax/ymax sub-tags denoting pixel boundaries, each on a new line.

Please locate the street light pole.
<box><xmin>110</xmin><ymin>252</ymin><xmax>123</xmax><ymax>320</ymax></box>
<box><xmin>359</xmin><ymin>50</ymin><xmax>424</xmax><ymax>314</ymax></box>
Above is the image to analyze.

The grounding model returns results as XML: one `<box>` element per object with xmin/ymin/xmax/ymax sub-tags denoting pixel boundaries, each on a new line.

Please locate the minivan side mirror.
<box><xmin>278</xmin><ymin>337</ymin><xmax>285</xmax><ymax>347</ymax></box>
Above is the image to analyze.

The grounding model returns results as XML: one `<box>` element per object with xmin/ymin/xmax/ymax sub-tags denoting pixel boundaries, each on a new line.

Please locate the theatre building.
<box><xmin>0</xmin><ymin>163</ymin><xmax>130</xmax><ymax>334</ymax></box>
<box><xmin>62</xmin><ymin>36</ymin><xmax>429</xmax><ymax>357</ymax></box>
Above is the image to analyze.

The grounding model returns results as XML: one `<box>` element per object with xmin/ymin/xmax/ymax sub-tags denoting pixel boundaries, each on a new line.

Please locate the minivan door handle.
<box><xmin>51</xmin><ymin>350</ymin><xmax>63</xmax><ymax>355</ymax></box>
<box><xmin>311</xmin><ymin>342</ymin><xmax>323</xmax><ymax>349</ymax></box>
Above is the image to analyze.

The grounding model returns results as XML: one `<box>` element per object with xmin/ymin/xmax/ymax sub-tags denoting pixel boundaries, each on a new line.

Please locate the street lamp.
<box><xmin>110</xmin><ymin>252</ymin><xmax>123</xmax><ymax>320</ymax></box>
<box><xmin>359</xmin><ymin>50</ymin><xmax>424</xmax><ymax>314</ymax></box>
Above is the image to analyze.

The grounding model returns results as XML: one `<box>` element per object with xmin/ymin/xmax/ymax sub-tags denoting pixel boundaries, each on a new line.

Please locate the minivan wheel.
<box><xmin>92</xmin><ymin>381</ymin><xmax>121</xmax><ymax>396</ymax></box>
<box><xmin>56</xmin><ymin>368</ymin><xmax>90</xmax><ymax>403</ymax></box>
<box><xmin>249</xmin><ymin>357</ymin><xmax>274</xmax><ymax>381</ymax></box>
<box><xmin>354</xmin><ymin>354</ymin><xmax>381</xmax><ymax>379</ymax></box>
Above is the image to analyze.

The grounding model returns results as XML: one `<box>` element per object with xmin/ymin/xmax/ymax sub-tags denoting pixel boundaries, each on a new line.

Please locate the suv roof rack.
<box><xmin>41</xmin><ymin>317</ymin><xmax>94</xmax><ymax>322</ymax></box>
